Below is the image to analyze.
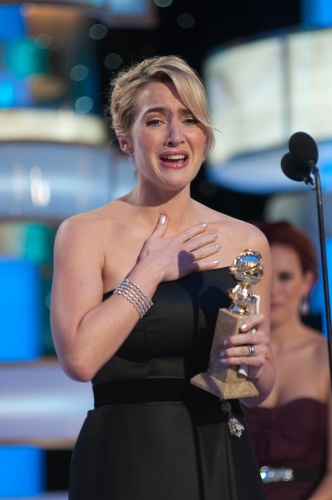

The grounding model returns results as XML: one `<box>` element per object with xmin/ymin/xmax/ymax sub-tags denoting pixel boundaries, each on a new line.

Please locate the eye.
<box><xmin>279</xmin><ymin>272</ymin><xmax>293</xmax><ymax>282</ymax></box>
<box><xmin>146</xmin><ymin>118</ymin><xmax>164</xmax><ymax>126</ymax></box>
<box><xmin>183</xmin><ymin>116</ymin><xmax>199</xmax><ymax>125</ymax></box>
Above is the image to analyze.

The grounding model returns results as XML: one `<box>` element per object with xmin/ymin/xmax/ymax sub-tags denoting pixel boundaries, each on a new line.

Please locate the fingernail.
<box><xmin>212</xmin><ymin>260</ymin><xmax>219</xmax><ymax>265</ymax></box>
<box><xmin>240</xmin><ymin>323</ymin><xmax>247</xmax><ymax>331</ymax></box>
<box><xmin>202</xmin><ymin>222</ymin><xmax>208</xmax><ymax>227</ymax></box>
<box><xmin>159</xmin><ymin>215</ymin><xmax>166</xmax><ymax>224</ymax></box>
<box><xmin>215</xmin><ymin>243</ymin><xmax>221</xmax><ymax>249</ymax></box>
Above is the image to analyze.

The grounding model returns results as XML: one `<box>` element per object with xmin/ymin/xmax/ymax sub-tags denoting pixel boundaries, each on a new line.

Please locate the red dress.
<box><xmin>245</xmin><ymin>399</ymin><xmax>328</xmax><ymax>499</ymax></box>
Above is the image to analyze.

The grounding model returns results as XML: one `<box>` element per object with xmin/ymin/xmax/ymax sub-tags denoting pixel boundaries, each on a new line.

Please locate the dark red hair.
<box><xmin>255</xmin><ymin>220</ymin><xmax>319</xmax><ymax>283</ymax></box>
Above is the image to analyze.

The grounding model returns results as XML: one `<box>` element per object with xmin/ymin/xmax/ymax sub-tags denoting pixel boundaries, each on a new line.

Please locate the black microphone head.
<box><xmin>289</xmin><ymin>131</ymin><xmax>318</xmax><ymax>166</ymax></box>
<box><xmin>281</xmin><ymin>152</ymin><xmax>311</xmax><ymax>182</ymax></box>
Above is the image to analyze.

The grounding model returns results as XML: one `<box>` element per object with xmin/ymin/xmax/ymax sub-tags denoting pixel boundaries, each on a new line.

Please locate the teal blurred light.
<box><xmin>6</xmin><ymin>38</ymin><xmax>48</xmax><ymax>78</ymax></box>
<box><xmin>107</xmin><ymin>0</ymin><xmax>150</xmax><ymax>14</ymax></box>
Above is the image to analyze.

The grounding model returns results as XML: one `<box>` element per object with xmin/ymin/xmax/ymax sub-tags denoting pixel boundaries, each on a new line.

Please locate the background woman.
<box><xmin>51</xmin><ymin>55</ymin><xmax>275</xmax><ymax>499</ymax></box>
<box><xmin>245</xmin><ymin>220</ymin><xmax>332</xmax><ymax>500</ymax></box>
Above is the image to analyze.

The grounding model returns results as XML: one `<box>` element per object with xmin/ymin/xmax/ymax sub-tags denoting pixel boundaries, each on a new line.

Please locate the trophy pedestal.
<box><xmin>191</xmin><ymin>308</ymin><xmax>259</xmax><ymax>399</ymax></box>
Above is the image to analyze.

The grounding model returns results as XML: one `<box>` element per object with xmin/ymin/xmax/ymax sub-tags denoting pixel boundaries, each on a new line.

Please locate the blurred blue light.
<box><xmin>312</xmin><ymin>238</ymin><xmax>332</xmax><ymax>338</ymax></box>
<box><xmin>0</xmin><ymin>74</ymin><xmax>32</xmax><ymax>107</ymax></box>
<box><xmin>207</xmin><ymin>142</ymin><xmax>332</xmax><ymax>195</ymax></box>
<box><xmin>0</xmin><ymin>6</ymin><xmax>25</xmax><ymax>41</ymax></box>
<box><xmin>302</xmin><ymin>0</ymin><xmax>332</xmax><ymax>28</ymax></box>
<box><xmin>107</xmin><ymin>0</ymin><xmax>150</xmax><ymax>14</ymax></box>
<box><xmin>0</xmin><ymin>446</ymin><xmax>45</xmax><ymax>497</ymax></box>
<box><xmin>0</xmin><ymin>80</ymin><xmax>14</xmax><ymax>107</ymax></box>
<box><xmin>54</xmin><ymin>0</ymin><xmax>150</xmax><ymax>14</ymax></box>
<box><xmin>0</xmin><ymin>259</ymin><xmax>42</xmax><ymax>361</ymax></box>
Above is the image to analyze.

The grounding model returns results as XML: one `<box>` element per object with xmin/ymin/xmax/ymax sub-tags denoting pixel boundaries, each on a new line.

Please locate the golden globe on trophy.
<box><xmin>190</xmin><ymin>249</ymin><xmax>264</xmax><ymax>399</ymax></box>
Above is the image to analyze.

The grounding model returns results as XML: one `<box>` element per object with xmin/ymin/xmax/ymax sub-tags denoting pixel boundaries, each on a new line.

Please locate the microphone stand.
<box><xmin>305</xmin><ymin>163</ymin><xmax>332</xmax><ymax>384</ymax></box>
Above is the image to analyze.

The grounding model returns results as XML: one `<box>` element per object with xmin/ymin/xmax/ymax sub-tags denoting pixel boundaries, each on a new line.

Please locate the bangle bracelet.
<box><xmin>114</xmin><ymin>278</ymin><xmax>154</xmax><ymax>318</ymax></box>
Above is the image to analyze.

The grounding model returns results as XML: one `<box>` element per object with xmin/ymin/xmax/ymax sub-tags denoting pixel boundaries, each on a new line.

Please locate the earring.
<box><xmin>300</xmin><ymin>297</ymin><xmax>310</xmax><ymax>316</ymax></box>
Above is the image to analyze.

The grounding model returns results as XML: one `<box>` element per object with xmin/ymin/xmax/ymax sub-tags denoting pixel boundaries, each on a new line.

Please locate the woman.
<box><xmin>245</xmin><ymin>221</ymin><xmax>332</xmax><ymax>500</ymax></box>
<box><xmin>51</xmin><ymin>55</ymin><xmax>274</xmax><ymax>499</ymax></box>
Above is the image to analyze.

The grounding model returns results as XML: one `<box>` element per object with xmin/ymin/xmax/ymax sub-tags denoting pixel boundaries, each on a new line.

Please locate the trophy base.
<box><xmin>190</xmin><ymin>372</ymin><xmax>258</xmax><ymax>399</ymax></box>
<box><xmin>190</xmin><ymin>308</ymin><xmax>259</xmax><ymax>399</ymax></box>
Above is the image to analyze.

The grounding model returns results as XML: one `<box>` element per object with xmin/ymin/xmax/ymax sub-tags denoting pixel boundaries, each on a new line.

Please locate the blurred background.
<box><xmin>1</xmin><ymin>0</ymin><xmax>332</xmax><ymax>497</ymax></box>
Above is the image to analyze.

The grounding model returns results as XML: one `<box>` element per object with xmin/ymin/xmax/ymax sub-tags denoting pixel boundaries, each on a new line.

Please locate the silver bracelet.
<box><xmin>114</xmin><ymin>278</ymin><xmax>154</xmax><ymax>318</ymax></box>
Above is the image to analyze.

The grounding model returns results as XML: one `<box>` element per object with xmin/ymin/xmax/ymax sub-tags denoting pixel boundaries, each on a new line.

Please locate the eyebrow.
<box><xmin>144</xmin><ymin>106</ymin><xmax>192</xmax><ymax>116</ymax></box>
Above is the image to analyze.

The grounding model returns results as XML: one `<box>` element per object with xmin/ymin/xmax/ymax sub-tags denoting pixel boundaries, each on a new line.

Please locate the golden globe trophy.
<box><xmin>191</xmin><ymin>249</ymin><xmax>264</xmax><ymax>399</ymax></box>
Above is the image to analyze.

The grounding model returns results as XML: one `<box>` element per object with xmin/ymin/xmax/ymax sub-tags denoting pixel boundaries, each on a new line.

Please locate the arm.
<box><xmin>220</xmin><ymin>230</ymin><xmax>275</xmax><ymax>406</ymax></box>
<box><xmin>51</xmin><ymin>214</ymin><xmax>220</xmax><ymax>382</ymax></box>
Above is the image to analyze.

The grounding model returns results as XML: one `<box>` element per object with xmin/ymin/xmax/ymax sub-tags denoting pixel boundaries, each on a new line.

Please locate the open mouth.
<box><xmin>160</xmin><ymin>154</ymin><xmax>188</xmax><ymax>167</ymax></box>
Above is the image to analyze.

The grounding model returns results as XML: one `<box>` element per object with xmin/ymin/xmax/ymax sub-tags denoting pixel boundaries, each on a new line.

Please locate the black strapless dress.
<box><xmin>69</xmin><ymin>269</ymin><xmax>266</xmax><ymax>500</ymax></box>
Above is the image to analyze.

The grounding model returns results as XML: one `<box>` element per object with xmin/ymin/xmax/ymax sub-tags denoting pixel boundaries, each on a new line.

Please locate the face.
<box><xmin>270</xmin><ymin>244</ymin><xmax>313</xmax><ymax>328</ymax></box>
<box><xmin>119</xmin><ymin>80</ymin><xmax>207</xmax><ymax>193</ymax></box>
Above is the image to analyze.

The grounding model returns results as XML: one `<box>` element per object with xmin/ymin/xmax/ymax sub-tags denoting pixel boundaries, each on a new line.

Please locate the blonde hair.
<box><xmin>109</xmin><ymin>55</ymin><xmax>215</xmax><ymax>158</ymax></box>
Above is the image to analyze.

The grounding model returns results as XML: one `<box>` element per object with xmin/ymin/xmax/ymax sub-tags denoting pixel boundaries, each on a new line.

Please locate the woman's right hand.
<box><xmin>137</xmin><ymin>215</ymin><xmax>221</xmax><ymax>282</ymax></box>
<box><xmin>51</xmin><ymin>214</ymin><xmax>221</xmax><ymax>381</ymax></box>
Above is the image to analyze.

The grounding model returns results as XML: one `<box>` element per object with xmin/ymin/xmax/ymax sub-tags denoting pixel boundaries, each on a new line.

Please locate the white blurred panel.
<box><xmin>289</xmin><ymin>30</ymin><xmax>332</xmax><ymax>138</ymax></box>
<box><xmin>0</xmin><ymin>142</ymin><xmax>136</xmax><ymax>219</ymax></box>
<box><xmin>205</xmin><ymin>36</ymin><xmax>285</xmax><ymax>166</ymax></box>
<box><xmin>0</xmin><ymin>361</ymin><xmax>92</xmax><ymax>446</ymax></box>
<box><xmin>204</xmin><ymin>29</ymin><xmax>332</xmax><ymax>194</ymax></box>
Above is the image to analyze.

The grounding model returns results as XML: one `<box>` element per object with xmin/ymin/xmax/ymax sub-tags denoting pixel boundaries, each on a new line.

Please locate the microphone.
<box><xmin>288</xmin><ymin>131</ymin><xmax>319</xmax><ymax>170</ymax></box>
<box><xmin>281</xmin><ymin>131</ymin><xmax>332</xmax><ymax>392</ymax></box>
<box><xmin>281</xmin><ymin>152</ymin><xmax>312</xmax><ymax>183</ymax></box>
<box><xmin>282</xmin><ymin>131</ymin><xmax>319</xmax><ymax>188</ymax></box>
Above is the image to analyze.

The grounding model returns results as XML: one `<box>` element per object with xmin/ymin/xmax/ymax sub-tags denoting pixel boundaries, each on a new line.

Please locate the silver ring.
<box><xmin>247</xmin><ymin>345</ymin><xmax>255</xmax><ymax>357</ymax></box>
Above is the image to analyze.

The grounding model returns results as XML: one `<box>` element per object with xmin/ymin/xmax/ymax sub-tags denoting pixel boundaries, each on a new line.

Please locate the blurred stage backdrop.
<box><xmin>0</xmin><ymin>0</ymin><xmax>331</xmax><ymax>497</ymax></box>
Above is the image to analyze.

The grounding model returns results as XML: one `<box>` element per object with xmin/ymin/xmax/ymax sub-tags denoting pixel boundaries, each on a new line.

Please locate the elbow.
<box><xmin>64</xmin><ymin>365</ymin><xmax>93</xmax><ymax>383</ymax></box>
<box><xmin>52</xmin><ymin>330</ymin><xmax>100</xmax><ymax>382</ymax></box>
<box><xmin>57</xmin><ymin>351</ymin><xmax>98</xmax><ymax>383</ymax></box>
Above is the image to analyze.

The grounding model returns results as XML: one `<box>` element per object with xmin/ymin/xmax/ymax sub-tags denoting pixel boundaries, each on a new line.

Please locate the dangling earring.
<box><xmin>300</xmin><ymin>296</ymin><xmax>310</xmax><ymax>316</ymax></box>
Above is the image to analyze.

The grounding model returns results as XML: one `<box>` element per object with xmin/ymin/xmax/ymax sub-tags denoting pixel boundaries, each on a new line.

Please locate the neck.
<box><xmin>271</xmin><ymin>315</ymin><xmax>307</xmax><ymax>352</ymax></box>
<box><xmin>125</xmin><ymin>184</ymin><xmax>201</xmax><ymax>229</ymax></box>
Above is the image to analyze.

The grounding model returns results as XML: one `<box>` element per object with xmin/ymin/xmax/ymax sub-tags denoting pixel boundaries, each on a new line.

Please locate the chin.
<box><xmin>270</xmin><ymin>313</ymin><xmax>283</xmax><ymax>328</ymax></box>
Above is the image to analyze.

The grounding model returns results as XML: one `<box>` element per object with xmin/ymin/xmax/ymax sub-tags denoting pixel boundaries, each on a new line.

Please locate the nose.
<box><xmin>165</xmin><ymin>120</ymin><xmax>184</xmax><ymax>146</ymax></box>
<box><xmin>271</xmin><ymin>276</ymin><xmax>280</xmax><ymax>298</ymax></box>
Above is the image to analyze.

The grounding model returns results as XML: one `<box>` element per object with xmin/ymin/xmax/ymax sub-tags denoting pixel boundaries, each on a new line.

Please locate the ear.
<box><xmin>118</xmin><ymin>136</ymin><xmax>133</xmax><ymax>155</ymax></box>
<box><xmin>302</xmin><ymin>270</ymin><xmax>315</xmax><ymax>296</ymax></box>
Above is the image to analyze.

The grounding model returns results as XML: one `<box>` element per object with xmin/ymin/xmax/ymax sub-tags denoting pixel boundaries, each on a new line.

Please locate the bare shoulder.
<box><xmin>54</xmin><ymin>200</ymin><xmax>128</xmax><ymax>257</ymax></box>
<box><xmin>309</xmin><ymin>328</ymin><xmax>329</xmax><ymax>359</ymax></box>
<box><xmin>227</xmin><ymin>216</ymin><xmax>268</xmax><ymax>245</ymax></box>
<box><xmin>299</xmin><ymin>325</ymin><xmax>329</xmax><ymax>367</ymax></box>
<box><xmin>307</xmin><ymin>329</ymin><xmax>330</xmax><ymax>391</ymax></box>
<box><xmin>55</xmin><ymin>211</ymin><xmax>100</xmax><ymax>248</ymax></box>
<box><xmin>195</xmin><ymin>202</ymin><xmax>270</xmax><ymax>261</ymax></box>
